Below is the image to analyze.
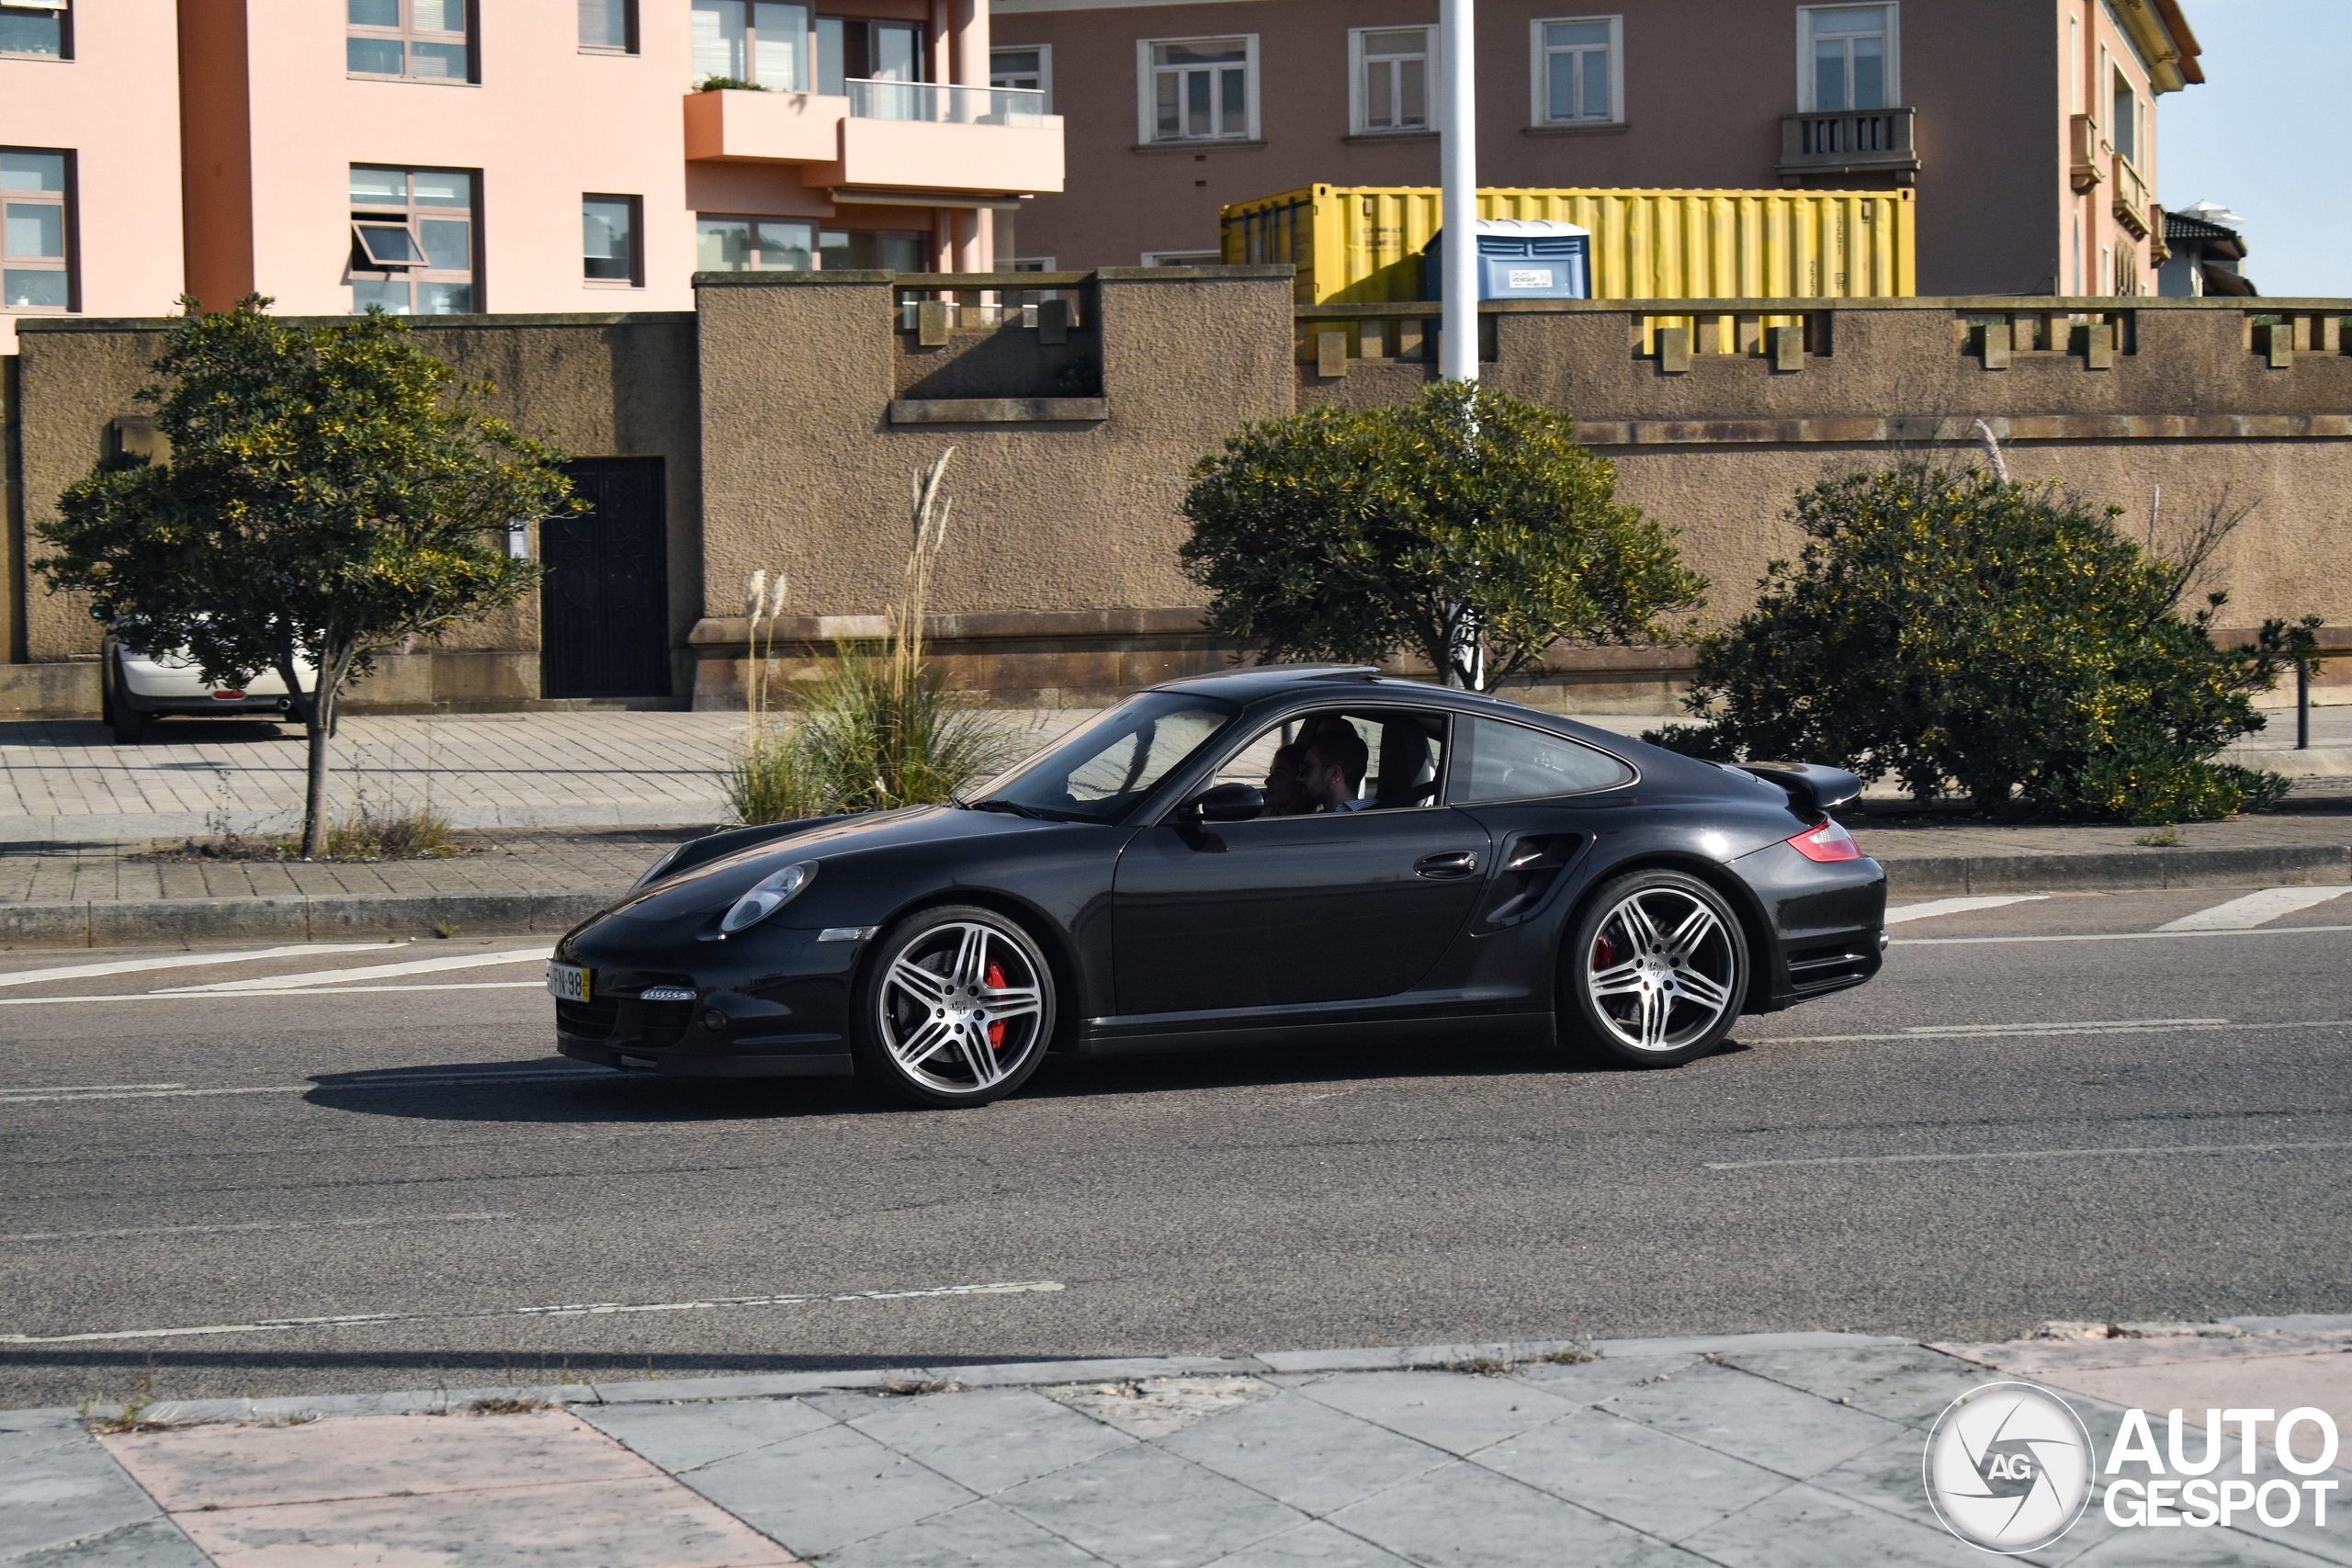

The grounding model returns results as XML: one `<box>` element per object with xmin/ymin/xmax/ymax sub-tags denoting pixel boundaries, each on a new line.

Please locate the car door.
<box><xmin>1111</xmin><ymin>708</ymin><xmax>1492</xmax><ymax>1018</ymax></box>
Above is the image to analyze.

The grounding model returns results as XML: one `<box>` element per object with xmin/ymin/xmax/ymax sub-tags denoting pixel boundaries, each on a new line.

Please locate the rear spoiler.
<box><xmin>1734</xmin><ymin>761</ymin><xmax>1864</xmax><ymax>816</ymax></box>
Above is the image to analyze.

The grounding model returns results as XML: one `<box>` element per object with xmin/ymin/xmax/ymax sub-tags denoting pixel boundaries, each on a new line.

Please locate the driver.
<box><xmin>1299</xmin><ymin>726</ymin><xmax>1372</xmax><ymax>813</ymax></box>
<box><xmin>1261</xmin><ymin>743</ymin><xmax>1310</xmax><ymax>816</ymax></box>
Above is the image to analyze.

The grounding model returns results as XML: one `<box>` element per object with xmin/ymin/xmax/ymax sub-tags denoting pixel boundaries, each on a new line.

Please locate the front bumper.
<box><xmin>119</xmin><ymin>692</ymin><xmax>292</xmax><ymax>718</ymax></box>
<box><xmin>548</xmin><ymin>920</ymin><xmax>862</xmax><ymax>1079</ymax></box>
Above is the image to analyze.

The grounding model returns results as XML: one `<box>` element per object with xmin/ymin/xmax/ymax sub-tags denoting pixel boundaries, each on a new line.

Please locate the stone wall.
<box><xmin>5</xmin><ymin>279</ymin><xmax>2346</xmax><ymax>717</ymax></box>
<box><xmin>6</xmin><ymin>310</ymin><xmax>697</xmax><ymax>713</ymax></box>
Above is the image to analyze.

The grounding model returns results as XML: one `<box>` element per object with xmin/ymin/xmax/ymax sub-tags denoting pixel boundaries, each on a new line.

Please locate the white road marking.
<box><xmin>0</xmin><ymin>943</ymin><xmax>396</xmax><ymax>989</ymax></box>
<box><xmin>2159</xmin><ymin>886</ymin><xmax>2352</xmax><ymax>931</ymax></box>
<box><xmin>3</xmin><ymin>1213</ymin><xmax>514</xmax><ymax>1244</ymax></box>
<box><xmin>0</xmin><ymin>1280</ymin><xmax>1068</xmax><ymax>1344</ymax></box>
<box><xmin>1706</xmin><ymin>1140</ymin><xmax>2352</xmax><ymax>1172</ymax></box>
<box><xmin>1883</xmin><ymin>896</ymin><xmax>2049</xmax><ymax>925</ymax></box>
<box><xmin>0</xmin><ymin>1067</ymin><xmax>604</xmax><ymax>1103</ymax></box>
<box><xmin>160</xmin><ymin>949</ymin><xmax>548</xmax><ymax>993</ymax></box>
<box><xmin>1752</xmin><ymin>1018</ymin><xmax>2347</xmax><ymax>1045</ymax></box>
<box><xmin>1900</xmin><ymin>1017</ymin><xmax>2225</xmax><ymax>1033</ymax></box>
<box><xmin>0</xmin><ymin>981</ymin><xmax>546</xmax><ymax>1008</ymax></box>
<box><xmin>1896</xmin><ymin>925</ymin><xmax>2352</xmax><ymax>946</ymax></box>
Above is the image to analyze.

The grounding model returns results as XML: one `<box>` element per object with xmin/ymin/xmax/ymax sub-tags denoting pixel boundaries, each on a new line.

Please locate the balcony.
<box><xmin>683</xmin><ymin>82</ymin><xmax>1062</xmax><ymax>199</ymax></box>
<box><xmin>2068</xmin><ymin>113</ymin><xmax>2102</xmax><ymax>192</ymax></box>
<box><xmin>846</xmin><ymin>80</ymin><xmax>1045</xmax><ymax>128</ymax></box>
<box><xmin>2111</xmin><ymin>152</ymin><xmax>2154</xmax><ymax>240</ymax></box>
<box><xmin>1777</xmin><ymin>107</ymin><xmax>1918</xmax><ymax>183</ymax></box>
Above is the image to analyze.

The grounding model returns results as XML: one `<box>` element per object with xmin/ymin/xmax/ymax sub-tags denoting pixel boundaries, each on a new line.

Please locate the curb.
<box><xmin>1872</xmin><ymin>843</ymin><xmax>2352</xmax><ymax>897</ymax></box>
<box><xmin>57</xmin><ymin>1330</ymin><xmax>1919</xmax><ymax>1427</ymax></box>
<box><xmin>0</xmin><ymin>890</ymin><xmax>615</xmax><ymax>947</ymax></box>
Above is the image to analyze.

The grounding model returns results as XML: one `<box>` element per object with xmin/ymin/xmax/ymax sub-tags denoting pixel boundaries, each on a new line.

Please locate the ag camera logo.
<box><xmin>1923</xmin><ymin>1382</ymin><xmax>2095</xmax><ymax>1553</ymax></box>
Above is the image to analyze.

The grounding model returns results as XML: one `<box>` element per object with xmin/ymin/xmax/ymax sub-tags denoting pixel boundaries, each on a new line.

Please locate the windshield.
<box><xmin>968</xmin><ymin>693</ymin><xmax>1239</xmax><ymax>823</ymax></box>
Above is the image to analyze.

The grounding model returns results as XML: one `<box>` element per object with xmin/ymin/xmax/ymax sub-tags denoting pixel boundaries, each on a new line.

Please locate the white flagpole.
<box><xmin>1438</xmin><ymin>0</ymin><xmax>1478</xmax><ymax>382</ymax></box>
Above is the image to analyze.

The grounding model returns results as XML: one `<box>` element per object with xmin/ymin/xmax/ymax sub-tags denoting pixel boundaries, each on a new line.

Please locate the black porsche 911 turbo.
<box><xmin>548</xmin><ymin>666</ymin><xmax>1887</xmax><ymax>1107</ymax></box>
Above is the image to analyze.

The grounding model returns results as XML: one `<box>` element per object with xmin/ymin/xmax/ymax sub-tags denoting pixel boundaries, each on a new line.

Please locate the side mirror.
<box><xmin>89</xmin><ymin>602</ymin><xmax>112</xmax><ymax>623</ymax></box>
<box><xmin>1186</xmin><ymin>782</ymin><xmax>1264</xmax><ymax>823</ymax></box>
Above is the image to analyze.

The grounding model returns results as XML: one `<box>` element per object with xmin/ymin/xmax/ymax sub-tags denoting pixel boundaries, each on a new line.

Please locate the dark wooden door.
<box><xmin>542</xmin><ymin>458</ymin><xmax>668</xmax><ymax>699</ymax></box>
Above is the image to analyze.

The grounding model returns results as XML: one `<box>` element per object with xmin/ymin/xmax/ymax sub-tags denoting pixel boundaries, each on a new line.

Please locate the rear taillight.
<box><xmin>1788</xmin><ymin>818</ymin><xmax>1861</xmax><ymax>863</ymax></box>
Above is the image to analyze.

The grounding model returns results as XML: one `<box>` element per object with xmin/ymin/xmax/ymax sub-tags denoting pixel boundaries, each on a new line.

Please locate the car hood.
<box><xmin>597</xmin><ymin>804</ymin><xmax>1053</xmax><ymax>926</ymax></box>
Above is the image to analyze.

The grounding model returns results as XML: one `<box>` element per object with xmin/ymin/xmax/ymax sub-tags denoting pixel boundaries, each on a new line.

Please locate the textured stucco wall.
<box><xmin>12</xmin><ymin>313</ymin><xmax>699</xmax><ymax>694</ymax></box>
<box><xmin>692</xmin><ymin>267</ymin><xmax>1295</xmax><ymax>625</ymax></box>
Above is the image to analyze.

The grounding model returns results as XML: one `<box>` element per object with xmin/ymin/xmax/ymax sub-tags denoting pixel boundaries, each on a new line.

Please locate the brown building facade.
<box><xmin>990</xmin><ymin>0</ymin><xmax>2199</xmax><ymax>299</ymax></box>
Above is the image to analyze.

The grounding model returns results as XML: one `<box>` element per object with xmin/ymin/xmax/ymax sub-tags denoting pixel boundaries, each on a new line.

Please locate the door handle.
<box><xmin>1414</xmin><ymin>851</ymin><xmax>1480</xmax><ymax>879</ymax></box>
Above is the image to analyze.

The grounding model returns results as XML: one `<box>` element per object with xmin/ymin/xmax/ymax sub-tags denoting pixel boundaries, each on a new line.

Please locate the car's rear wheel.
<box><xmin>1561</xmin><ymin>870</ymin><xmax>1748</xmax><ymax>1067</ymax></box>
<box><xmin>108</xmin><ymin>694</ymin><xmax>146</xmax><ymax>745</ymax></box>
<box><xmin>852</xmin><ymin>906</ymin><xmax>1055</xmax><ymax>1108</ymax></box>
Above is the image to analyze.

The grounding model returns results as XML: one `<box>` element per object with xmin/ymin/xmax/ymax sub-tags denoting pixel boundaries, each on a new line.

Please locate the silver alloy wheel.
<box><xmin>1584</xmin><ymin>886</ymin><xmax>1739</xmax><ymax>1055</ymax></box>
<box><xmin>876</xmin><ymin>920</ymin><xmax>1046</xmax><ymax>1095</ymax></box>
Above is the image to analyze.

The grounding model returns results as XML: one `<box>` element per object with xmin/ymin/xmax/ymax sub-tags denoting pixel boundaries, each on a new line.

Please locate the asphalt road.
<box><xmin>3</xmin><ymin>886</ymin><xmax>2349</xmax><ymax>1411</ymax></box>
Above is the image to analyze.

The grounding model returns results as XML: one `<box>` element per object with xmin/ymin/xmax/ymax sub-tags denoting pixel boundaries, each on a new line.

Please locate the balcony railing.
<box><xmin>2068</xmin><ymin>114</ymin><xmax>2102</xmax><ymax>192</ymax></box>
<box><xmin>847</xmin><ymin>79</ymin><xmax>1046</xmax><ymax>127</ymax></box>
<box><xmin>1777</xmin><ymin>107</ymin><xmax>1918</xmax><ymax>181</ymax></box>
<box><xmin>2111</xmin><ymin>152</ymin><xmax>2154</xmax><ymax>240</ymax></box>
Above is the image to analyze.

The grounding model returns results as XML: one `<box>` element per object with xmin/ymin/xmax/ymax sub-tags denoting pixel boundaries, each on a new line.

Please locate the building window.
<box><xmin>992</xmin><ymin>44</ymin><xmax>1049</xmax><ymax>110</ymax></box>
<box><xmin>583</xmin><ymin>196</ymin><xmax>640</xmax><ymax>286</ymax></box>
<box><xmin>820</xmin><ymin>229</ymin><xmax>927</xmax><ymax>272</ymax></box>
<box><xmin>0</xmin><ymin>0</ymin><xmax>68</xmax><ymax>59</ymax></box>
<box><xmin>1139</xmin><ymin>36</ymin><xmax>1256</xmax><ymax>144</ymax></box>
<box><xmin>1351</xmin><ymin>28</ymin><xmax>1430</xmax><ymax>135</ymax></box>
<box><xmin>1141</xmin><ymin>250</ymin><xmax>1219</xmax><ymax>265</ymax></box>
<box><xmin>349</xmin><ymin>166</ymin><xmax>476</xmax><ymax>314</ymax></box>
<box><xmin>1531</xmin><ymin>16</ymin><xmax>1621</xmax><ymax>125</ymax></box>
<box><xmin>347</xmin><ymin>0</ymin><xmax>471</xmax><ymax>82</ymax></box>
<box><xmin>2</xmin><ymin>150</ymin><xmax>72</xmax><ymax>311</ymax></box>
<box><xmin>692</xmin><ymin>0</ymin><xmax>808</xmax><ymax>89</ymax></box>
<box><xmin>697</xmin><ymin>216</ymin><xmax>814</xmax><ymax>271</ymax></box>
<box><xmin>1797</xmin><ymin>5</ymin><xmax>1896</xmax><ymax>112</ymax></box>
<box><xmin>580</xmin><ymin>0</ymin><xmax>634</xmax><ymax>53</ymax></box>
<box><xmin>1005</xmin><ymin>255</ymin><xmax>1055</xmax><ymax>271</ymax></box>
<box><xmin>2111</xmin><ymin>69</ymin><xmax>2139</xmax><ymax>162</ymax></box>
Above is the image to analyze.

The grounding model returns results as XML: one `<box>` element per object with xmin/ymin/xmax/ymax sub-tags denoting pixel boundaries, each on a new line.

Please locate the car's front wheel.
<box><xmin>852</xmin><ymin>906</ymin><xmax>1056</xmax><ymax>1108</ymax></box>
<box><xmin>1561</xmin><ymin>870</ymin><xmax>1748</xmax><ymax>1067</ymax></box>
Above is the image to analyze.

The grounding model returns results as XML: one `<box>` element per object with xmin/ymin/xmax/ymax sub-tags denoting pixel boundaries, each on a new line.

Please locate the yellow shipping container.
<box><xmin>1222</xmin><ymin>185</ymin><xmax>1916</xmax><ymax>306</ymax></box>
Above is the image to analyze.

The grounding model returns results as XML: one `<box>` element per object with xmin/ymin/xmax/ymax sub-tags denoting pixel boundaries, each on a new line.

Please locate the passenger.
<box><xmin>1261</xmin><ymin>743</ymin><xmax>1310</xmax><ymax>816</ymax></box>
<box><xmin>1299</xmin><ymin>727</ymin><xmax>1373</xmax><ymax>813</ymax></box>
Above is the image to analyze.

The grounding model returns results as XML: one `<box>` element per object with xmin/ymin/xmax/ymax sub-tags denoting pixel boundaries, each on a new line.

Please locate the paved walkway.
<box><xmin>17</xmin><ymin>1323</ymin><xmax>2348</xmax><ymax>1566</ymax></box>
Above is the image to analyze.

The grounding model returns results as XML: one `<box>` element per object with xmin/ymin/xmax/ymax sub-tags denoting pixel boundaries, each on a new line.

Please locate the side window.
<box><xmin>1207</xmin><ymin>709</ymin><xmax>1451</xmax><ymax>813</ymax></box>
<box><xmin>1451</xmin><ymin>716</ymin><xmax>1632</xmax><ymax>803</ymax></box>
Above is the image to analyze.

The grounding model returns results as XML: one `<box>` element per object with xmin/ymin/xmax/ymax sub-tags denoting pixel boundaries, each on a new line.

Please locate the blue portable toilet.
<box><xmin>1422</xmin><ymin>219</ymin><xmax>1591</xmax><ymax>301</ymax></box>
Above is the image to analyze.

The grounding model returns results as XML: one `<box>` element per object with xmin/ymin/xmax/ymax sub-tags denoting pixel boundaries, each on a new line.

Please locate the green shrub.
<box><xmin>1179</xmin><ymin>381</ymin><xmax>1705</xmax><ymax>690</ymax></box>
<box><xmin>721</xmin><ymin>656</ymin><xmax>1014</xmax><ymax>827</ymax></box>
<box><xmin>1645</xmin><ymin>461</ymin><xmax>2313</xmax><ymax>822</ymax></box>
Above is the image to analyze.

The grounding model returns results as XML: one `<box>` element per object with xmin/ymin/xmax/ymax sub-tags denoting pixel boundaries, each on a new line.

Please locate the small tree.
<box><xmin>1179</xmin><ymin>381</ymin><xmax>1706</xmax><ymax>690</ymax></box>
<box><xmin>39</xmin><ymin>298</ymin><xmax>571</xmax><ymax>856</ymax></box>
<box><xmin>1645</xmin><ymin>460</ymin><xmax>2318</xmax><ymax>822</ymax></box>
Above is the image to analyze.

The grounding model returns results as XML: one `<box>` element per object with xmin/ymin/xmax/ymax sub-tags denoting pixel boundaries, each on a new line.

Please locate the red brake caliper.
<box><xmin>984</xmin><ymin>962</ymin><xmax>1008</xmax><ymax>1049</ymax></box>
<box><xmin>1592</xmin><ymin>935</ymin><xmax>1619</xmax><ymax>972</ymax></box>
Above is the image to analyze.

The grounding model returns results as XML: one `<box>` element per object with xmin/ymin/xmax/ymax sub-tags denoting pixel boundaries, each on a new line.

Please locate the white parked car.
<box><xmin>101</xmin><ymin>637</ymin><xmax>316</xmax><ymax>744</ymax></box>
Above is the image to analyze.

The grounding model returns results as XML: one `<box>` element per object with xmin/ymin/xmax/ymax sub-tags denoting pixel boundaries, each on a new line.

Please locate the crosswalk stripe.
<box><xmin>2158</xmin><ymin>886</ymin><xmax>2352</xmax><ymax>931</ymax></box>
<box><xmin>0</xmin><ymin>942</ymin><xmax>394</xmax><ymax>990</ymax></box>
<box><xmin>159</xmin><ymin>948</ymin><xmax>548</xmax><ymax>993</ymax></box>
<box><xmin>1883</xmin><ymin>896</ymin><xmax>2049</xmax><ymax>925</ymax></box>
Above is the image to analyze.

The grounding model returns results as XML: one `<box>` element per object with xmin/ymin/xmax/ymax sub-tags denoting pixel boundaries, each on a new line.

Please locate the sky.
<box><xmin>2156</xmin><ymin>0</ymin><xmax>2351</xmax><ymax>296</ymax></box>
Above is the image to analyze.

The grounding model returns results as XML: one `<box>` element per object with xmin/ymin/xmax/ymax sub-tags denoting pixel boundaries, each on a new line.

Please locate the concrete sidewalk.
<box><xmin>3</xmin><ymin>709</ymin><xmax>2350</xmax><ymax>946</ymax></box>
<box><xmin>19</xmin><ymin>1322</ymin><xmax>2349</xmax><ymax>1567</ymax></box>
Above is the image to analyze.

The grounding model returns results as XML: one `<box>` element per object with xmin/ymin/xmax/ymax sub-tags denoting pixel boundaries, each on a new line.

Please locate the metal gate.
<box><xmin>541</xmin><ymin>457</ymin><xmax>669</xmax><ymax>699</ymax></box>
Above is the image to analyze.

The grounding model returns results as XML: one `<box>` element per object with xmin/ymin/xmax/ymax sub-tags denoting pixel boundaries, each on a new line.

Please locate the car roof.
<box><xmin>1148</xmin><ymin>664</ymin><xmax>1672</xmax><ymax>756</ymax></box>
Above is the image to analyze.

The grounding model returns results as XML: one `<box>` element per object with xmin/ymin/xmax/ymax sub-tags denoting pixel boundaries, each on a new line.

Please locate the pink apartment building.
<box><xmin>1</xmin><ymin>0</ymin><xmax>186</xmax><ymax>353</ymax></box>
<box><xmin>1</xmin><ymin>0</ymin><xmax>1058</xmax><ymax>347</ymax></box>
<box><xmin>989</xmin><ymin>0</ymin><xmax>2200</xmax><ymax>299</ymax></box>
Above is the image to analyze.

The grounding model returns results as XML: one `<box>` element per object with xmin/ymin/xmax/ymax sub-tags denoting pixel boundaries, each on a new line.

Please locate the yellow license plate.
<box><xmin>545</xmin><ymin>961</ymin><xmax>592</xmax><ymax>1002</ymax></box>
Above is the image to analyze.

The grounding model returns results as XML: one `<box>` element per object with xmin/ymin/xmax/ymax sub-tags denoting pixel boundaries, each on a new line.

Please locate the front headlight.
<box><xmin>719</xmin><ymin>862</ymin><xmax>815</xmax><ymax>934</ymax></box>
